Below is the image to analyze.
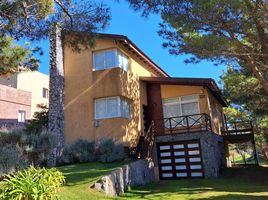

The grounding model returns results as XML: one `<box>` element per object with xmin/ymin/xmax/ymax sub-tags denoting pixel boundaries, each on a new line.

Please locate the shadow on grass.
<box><xmin>57</xmin><ymin>161</ymin><xmax>127</xmax><ymax>186</ymax></box>
<box><xmin>122</xmin><ymin>166</ymin><xmax>268</xmax><ymax>200</ymax></box>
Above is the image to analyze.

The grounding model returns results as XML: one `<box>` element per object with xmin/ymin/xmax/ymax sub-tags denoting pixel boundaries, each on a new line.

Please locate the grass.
<box><xmin>1</xmin><ymin>162</ymin><xmax>267</xmax><ymax>200</ymax></box>
<box><xmin>57</xmin><ymin>163</ymin><xmax>268</xmax><ymax>200</ymax></box>
<box><xmin>122</xmin><ymin>166</ymin><xmax>268</xmax><ymax>200</ymax></box>
<box><xmin>57</xmin><ymin>162</ymin><xmax>127</xmax><ymax>200</ymax></box>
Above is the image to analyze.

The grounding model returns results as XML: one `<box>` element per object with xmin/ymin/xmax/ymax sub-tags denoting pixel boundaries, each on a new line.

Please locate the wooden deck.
<box><xmin>222</xmin><ymin>121</ymin><xmax>254</xmax><ymax>143</ymax></box>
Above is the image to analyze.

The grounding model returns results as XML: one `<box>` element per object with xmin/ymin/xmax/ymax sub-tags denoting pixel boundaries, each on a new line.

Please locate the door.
<box><xmin>157</xmin><ymin>140</ymin><xmax>204</xmax><ymax>179</ymax></box>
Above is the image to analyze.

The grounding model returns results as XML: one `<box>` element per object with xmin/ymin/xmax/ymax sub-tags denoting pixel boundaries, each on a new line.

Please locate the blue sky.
<box><xmin>37</xmin><ymin>0</ymin><xmax>226</xmax><ymax>84</ymax></box>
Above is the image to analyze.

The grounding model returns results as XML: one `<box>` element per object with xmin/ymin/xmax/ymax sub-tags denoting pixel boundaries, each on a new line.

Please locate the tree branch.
<box><xmin>54</xmin><ymin>0</ymin><xmax>73</xmax><ymax>28</ymax></box>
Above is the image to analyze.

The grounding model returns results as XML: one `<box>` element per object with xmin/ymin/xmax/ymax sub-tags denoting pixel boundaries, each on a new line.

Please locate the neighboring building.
<box><xmin>49</xmin><ymin>32</ymin><xmax>257</xmax><ymax>179</ymax></box>
<box><xmin>0</xmin><ymin>84</ymin><xmax>31</xmax><ymax>128</ymax></box>
<box><xmin>0</xmin><ymin>71</ymin><xmax>49</xmax><ymax>118</ymax></box>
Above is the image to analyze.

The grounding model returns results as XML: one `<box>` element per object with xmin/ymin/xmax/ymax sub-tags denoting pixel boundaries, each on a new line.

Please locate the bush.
<box><xmin>58</xmin><ymin>139</ymin><xmax>96</xmax><ymax>165</ymax></box>
<box><xmin>97</xmin><ymin>139</ymin><xmax>125</xmax><ymax>163</ymax></box>
<box><xmin>24</xmin><ymin>131</ymin><xmax>58</xmax><ymax>166</ymax></box>
<box><xmin>0</xmin><ymin>130</ymin><xmax>24</xmax><ymax>146</ymax></box>
<box><xmin>0</xmin><ymin>144</ymin><xmax>26</xmax><ymax>175</ymax></box>
<box><xmin>24</xmin><ymin>104</ymin><xmax>48</xmax><ymax>134</ymax></box>
<box><xmin>0</xmin><ymin>166</ymin><xmax>65</xmax><ymax>200</ymax></box>
<box><xmin>0</xmin><ymin>129</ymin><xmax>57</xmax><ymax>175</ymax></box>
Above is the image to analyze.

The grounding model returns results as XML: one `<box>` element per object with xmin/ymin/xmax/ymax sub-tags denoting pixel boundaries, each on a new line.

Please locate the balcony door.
<box><xmin>162</xmin><ymin>95</ymin><xmax>200</xmax><ymax>128</ymax></box>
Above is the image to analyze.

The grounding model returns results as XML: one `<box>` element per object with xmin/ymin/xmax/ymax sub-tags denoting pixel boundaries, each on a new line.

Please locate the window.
<box><xmin>95</xmin><ymin>96</ymin><xmax>130</xmax><ymax>119</ymax></box>
<box><xmin>93</xmin><ymin>49</ymin><xmax>128</xmax><ymax>71</ymax></box>
<box><xmin>18</xmin><ymin>110</ymin><xmax>26</xmax><ymax>122</ymax></box>
<box><xmin>42</xmin><ymin>88</ymin><xmax>49</xmax><ymax>98</ymax></box>
<box><xmin>163</xmin><ymin>95</ymin><xmax>200</xmax><ymax>126</ymax></box>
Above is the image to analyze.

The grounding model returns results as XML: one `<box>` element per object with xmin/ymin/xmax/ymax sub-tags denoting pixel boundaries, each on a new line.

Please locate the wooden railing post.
<box><xmin>169</xmin><ymin>118</ymin><xmax>172</xmax><ymax>134</ymax></box>
<box><xmin>205</xmin><ymin>115</ymin><xmax>208</xmax><ymax>130</ymax></box>
<box><xmin>186</xmin><ymin>116</ymin><xmax>189</xmax><ymax>132</ymax></box>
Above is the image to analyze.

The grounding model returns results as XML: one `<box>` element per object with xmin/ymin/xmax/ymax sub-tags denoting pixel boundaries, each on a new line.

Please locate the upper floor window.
<box><xmin>95</xmin><ymin>96</ymin><xmax>130</xmax><ymax>120</ymax></box>
<box><xmin>93</xmin><ymin>49</ymin><xmax>128</xmax><ymax>71</ymax></box>
<box><xmin>42</xmin><ymin>88</ymin><xmax>49</xmax><ymax>98</ymax></box>
<box><xmin>18</xmin><ymin>110</ymin><xmax>26</xmax><ymax>122</ymax></box>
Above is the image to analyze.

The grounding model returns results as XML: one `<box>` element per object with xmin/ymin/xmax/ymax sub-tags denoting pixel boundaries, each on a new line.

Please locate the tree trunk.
<box><xmin>247</xmin><ymin>59</ymin><xmax>268</xmax><ymax>95</ymax></box>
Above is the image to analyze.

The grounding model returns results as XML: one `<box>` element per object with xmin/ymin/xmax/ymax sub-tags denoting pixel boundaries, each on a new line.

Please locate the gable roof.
<box><xmin>94</xmin><ymin>33</ymin><xmax>169</xmax><ymax>77</ymax></box>
<box><xmin>140</xmin><ymin>77</ymin><xmax>228</xmax><ymax>107</ymax></box>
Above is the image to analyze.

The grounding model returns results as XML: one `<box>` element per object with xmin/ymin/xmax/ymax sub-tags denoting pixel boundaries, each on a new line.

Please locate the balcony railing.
<box><xmin>221</xmin><ymin>121</ymin><xmax>254</xmax><ymax>136</ymax></box>
<box><xmin>154</xmin><ymin>113</ymin><xmax>212</xmax><ymax>135</ymax></box>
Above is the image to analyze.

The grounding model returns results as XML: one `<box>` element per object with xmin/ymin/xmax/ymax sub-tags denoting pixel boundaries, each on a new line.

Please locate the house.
<box><xmin>0</xmin><ymin>84</ymin><xmax>31</xmax><ymax>128</ymax></box>
<box><xmin>49</xmin><ymin>31</ymin><xmax>257</xmax><ymax>179</ymax></box>
<box><xmin>0</xmin><ymin>71</ymin><xmax>49</xmax><ymax>128</ymax></box>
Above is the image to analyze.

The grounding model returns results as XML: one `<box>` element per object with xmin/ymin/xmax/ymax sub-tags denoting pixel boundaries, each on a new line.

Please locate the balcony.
<box><xmin>221</xmin><ymin>121</ymin><xmax>254</xmax><ymax>143</ymax></box>
<box><xmin>153</xmin><ymin>113</ymin><xmax>212</xmax><ymax>135</ymax></box>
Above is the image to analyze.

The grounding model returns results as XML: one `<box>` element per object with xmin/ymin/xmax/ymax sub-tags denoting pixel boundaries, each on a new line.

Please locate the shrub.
<box><xmin>24</xmin><ymin>131</ymin><xmax>58</xmax><ymax>166</ymax></box>
<box><xmin>0</xmin><ymin>166</ymin><xmax>65</xmax><ymax>200</ymax></box>
<box><xmin>97</xmin><ymin>139</ymin><xmax>125</xmax><ymax>163</ymax></box>
<box><xmin>24</xmin><ymin>104</ymin><xmax>48</xmax><ymax>134</ymax></box>
<box><xmin>0</xmin><ymin>130</ymin><xmax>24</xmax><ymax>146</ymax></box>
<box><xmin>0</xmin><ymin>129</ymin><xmax>57</xmax><ymax>175</ymax></box>
<box><xmin>0</xmin><ymin>144</ymin><xmax>26</xmax><ymax>175</ymax></box>
<box><xmin>58</xmin><ymin>139</ymin><xmax>96</xmax><ymax>165</ymax></box>
<box><xmin>58</xmin><ymin>144</ymin><xmax>75</xmax><ymax>164</ymax></box>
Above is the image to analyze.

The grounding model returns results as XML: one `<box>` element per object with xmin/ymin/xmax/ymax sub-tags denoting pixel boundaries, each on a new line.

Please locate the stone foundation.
<box><xmin>93</xmin><ymin>159</ymin><xmax>155</xmax><ymax>196</ymax></box>
<box><xmin>153</xmin><ymin>131</ymin><xmax>226</xmax><ymax>178</ymax></box>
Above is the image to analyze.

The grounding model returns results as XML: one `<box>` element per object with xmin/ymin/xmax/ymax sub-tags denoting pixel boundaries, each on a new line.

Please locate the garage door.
<box><xmin>157</xmin><ymin>140</ymin><xmax>204</xmax><ymax>179</ymax></box>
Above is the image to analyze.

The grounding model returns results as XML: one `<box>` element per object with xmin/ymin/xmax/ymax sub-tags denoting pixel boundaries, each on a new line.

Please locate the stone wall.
<box><xmin>93</xmin><ymin>159</ymin><xmax>155</xmax><ymax>196</ymax></box>
<box><xmin>0</xmin><ymin>119</ymin><xmax>25</xmax><ymax>130</ymax></box>
<box><xmin>153</xmin><ymin>131</ymin><xmax>226</xmax><ymax>178</ymax></box>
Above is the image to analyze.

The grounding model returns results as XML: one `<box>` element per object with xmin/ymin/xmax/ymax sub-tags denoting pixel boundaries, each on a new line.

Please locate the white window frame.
<box><xmin>162</xmin><ymin>95</ymin><xmax>200</xmax><ymax>126</ymax></box>
<box><xmin>94</xmin><ymin>96</ymin><xmax>130</xmax><ymax>120</ymax></box>
<box><xmin>92</xmin><ymin>48</ymin><xmax>129</xmax><ymax>71</ymax></box>
<box><xmin>18</xmin><ymin>110</ymin><xmax>26</xmax><ymax>122</ymax></box>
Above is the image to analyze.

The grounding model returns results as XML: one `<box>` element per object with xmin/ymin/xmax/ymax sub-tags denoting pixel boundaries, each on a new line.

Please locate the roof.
<box><xmin>94</xmin><ymin>33</ymin><xmax>169</xmax><ymax>77</ymax></box>
<box><xmin>140</xmin><ymin>77</ymin><xmax>228</xmax><ymax>107</ymax></box>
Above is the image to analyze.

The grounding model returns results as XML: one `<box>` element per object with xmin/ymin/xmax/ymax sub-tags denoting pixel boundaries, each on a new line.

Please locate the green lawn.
<box><xmin>2</xmin><ymin>162</ymin><xmax>266</xmax><ymax>200</ymax></box>
<box><xmin>57</xmin><ymin>162</ymin><xmax>268</xmax><ymax>200</ymax></box>
<box><xmin>57</xmin><ymin>162</ymin><xmax>127</xmax><ymax>200</ymax></box>
<box><xmin>122</xmin><ymin>166</ymin><xmax>268</xmax><ymax>200</ymax></box>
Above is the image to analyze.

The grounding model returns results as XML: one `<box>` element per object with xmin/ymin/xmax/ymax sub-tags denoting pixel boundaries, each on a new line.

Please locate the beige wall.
<box><xmin>64</xmin><ymin>38</ymin><xmax>158</xmax><ymax>146</ymax></box>
<box><xmin>160</xmin><ymin>84</ymin><xmax>223</xmax><ymax>135</ymax></box>
<box><xmin>206</xmin><ymin>91</ymin><xmax>225</xmax><ymax>134</ymax></box>
<box><xmin>16</xmin><ymin>71</ymin><xmax>49</xmax><ymax>117</ymax></box>
<box><xmin>0</xmin><ymin>71</ymin><xmax>49</xmax><ymax>117</ymax></box>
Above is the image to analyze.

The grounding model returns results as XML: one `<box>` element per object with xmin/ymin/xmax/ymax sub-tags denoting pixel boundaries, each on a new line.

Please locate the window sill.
<box><xmin>92</xmin><ymin>66</ymin><xmax>127</xmax><ymax>72</ymax></box>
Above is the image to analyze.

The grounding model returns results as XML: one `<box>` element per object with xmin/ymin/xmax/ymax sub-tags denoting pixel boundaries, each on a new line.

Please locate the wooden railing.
<box><xmin>129</xmin><ymin>121</ymin><xmax>156</xmax><ymax>159</ymax></box>
<box><xmin>221</xmin><ymin>121</ymin><xmax>254</xmax><ymax>136</ymax></box>
<box><xmin>154</xmin><ymin>113</ymin><xmax>212</xmax><ymax>135</ymax></box>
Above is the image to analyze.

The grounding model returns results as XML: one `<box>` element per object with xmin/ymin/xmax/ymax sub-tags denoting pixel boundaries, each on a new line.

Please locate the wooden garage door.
<box><xmin>157</xmin><ymin>140</ymin><xmax>204</xmax><ymax>179</ymax></box>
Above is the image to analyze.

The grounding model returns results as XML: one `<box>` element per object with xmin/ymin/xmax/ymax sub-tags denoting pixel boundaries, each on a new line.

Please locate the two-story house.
<box><xmin>49</xmin><ymin>31</ymin><xmax>257</xmax><ymax>179</ymax></box>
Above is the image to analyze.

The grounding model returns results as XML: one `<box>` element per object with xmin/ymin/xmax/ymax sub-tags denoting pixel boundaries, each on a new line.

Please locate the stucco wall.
<box><xmin>0</xmin><ymin>84</ymin><xmax>31</xmax><ymax>121</ymax></box>
<box><xmin>160</xmin><ymin>85</ymin><xmax>209</xmax><ymax>114</ymax></box>
<box><xmin>160</xmin><ymin>85</ymin><xmax>224</xmax><ymax>135</ymax></box>
<box><xmin>206</xmin><ymin>91</ymin><xmax>225</xmax><ymax>134</ymax></box>
<box><xmin>0</xmin><ymin>71</ymin><xmax>49</xmax><ymax>118</ymax></box>
<box><xmin>16</xmin><ymin>71</ymin><xmax>49</xmax><ymax>117</ymax></box>
<box><xmin>64</xmin><ymin>38</ymin><xmax>158</xmax><ymax>146</ymax></box>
